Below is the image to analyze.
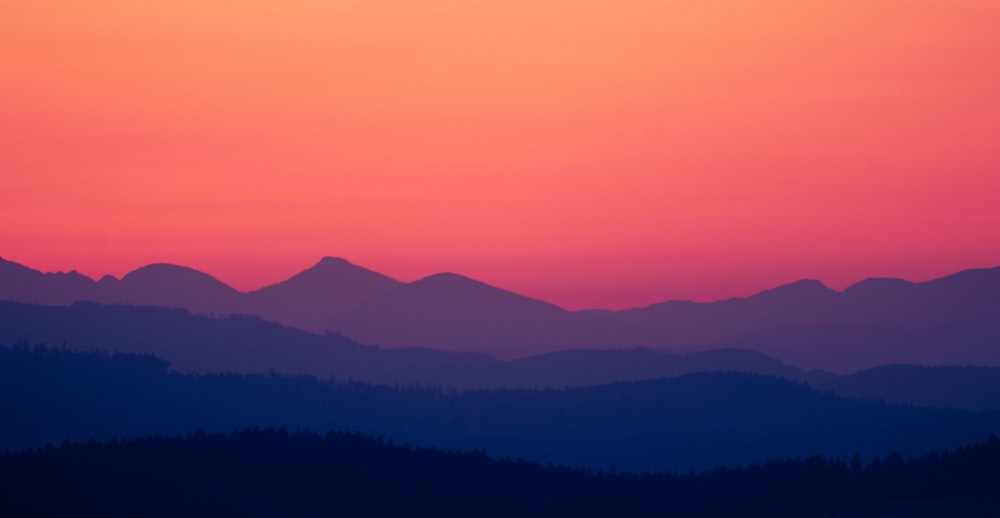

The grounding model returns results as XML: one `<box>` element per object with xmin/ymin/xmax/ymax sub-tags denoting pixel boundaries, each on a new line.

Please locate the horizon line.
<box><xmin>4</xmin><ymin>254</ymin><xmax>998</xmax><ymax>312</ymax></box>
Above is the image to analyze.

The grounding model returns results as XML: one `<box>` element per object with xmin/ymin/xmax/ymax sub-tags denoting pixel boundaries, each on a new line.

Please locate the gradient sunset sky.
<box><xmin>2</xmin><ymin>1</ymin><xmax>999</xmax><ymax>310</ymax></box>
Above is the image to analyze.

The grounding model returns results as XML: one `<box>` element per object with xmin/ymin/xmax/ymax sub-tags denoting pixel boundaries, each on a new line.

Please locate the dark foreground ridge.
<box><xmin>2</xmin><ymin>428</ymin><xmax>999</xmax><ymax>517</ymax></box>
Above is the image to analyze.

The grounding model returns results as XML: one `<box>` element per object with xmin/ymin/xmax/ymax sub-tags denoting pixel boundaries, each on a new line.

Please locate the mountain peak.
<box><xmin>44</xmin><ymin>269</ymin><xmax>91</xmax><ymax>280</ymax></box>
<box><xmin>410</xmin><ymin>272</ymin><xmax>508</xmax><ymax>294</ymax></box>
<box><xmin>119</xmin><ymin>263</ymin><xmax>240</xmax><ymax>298</ymax></box>
<box><xmin>109</xmin><ymin>263</ymin><xmax>242</xmax><ymax>313</ymax></box>
<box><xmin>753</xmin><ymin>278</ymin><xmax>834</xmax><ymax>298</ymax></box>
<box><xmin>290</xmin><ymin>256</ymin><xmax>398</xmax><ymax>283</ymax></box>
<box><xmin>419</xmin><ymin>271</ymin><xmax>475</xmax><ymax>283</ymax></box>
<box><xmin>786</xmin><ymin>278</ymin><xmax>829</xmax><ymax>289</ymax></box>
<box><xmin>244</xmin><ymin>256</ymin><xmax>402</xmax><ymax>331</ymax></box>
<box><xmin>395</xmin><ymin>272</ymin><xmax>565</xmax><ymax>314</ymax></box>
<box><xmin>316</xmin><ymin>256</ymin><xmax>353</xmax><ymax>267</ymax></box>
<box><xmin>254</xmin><ymin>256</ymin><xmax>401</xmax><ymax>292</ymax></box>
<box><xmin>123</xmin><ymin>263</ymin><xmax>217</xmax><ymax>281</ymax></box>
<box><xmin>844</xmin><ymin>277</ymin><xmax>915</xmax><ymax>295</ymax></box>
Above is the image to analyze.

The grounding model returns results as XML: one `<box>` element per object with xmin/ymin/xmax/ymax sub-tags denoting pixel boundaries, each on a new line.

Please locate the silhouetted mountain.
<box><xmin>714</xmin><ymin>323</ymin><xmax>1000</xmax><ymax>374</ymax></box>
<box><xmin>2</xmin><ymin>256</ymin><xmax>1000</xmax><ymax>369</ymax></box>
<box><xmin>0</xmin><ymin>300</ymin><xmax>494</xmax><ymax>383</ymax></box>
<box><xmin>14</xmin><ymin>299</ymin><xmax>999</xmax><ymax>409</ymax></box>
<box><xmin>327</xmin><ymin>272</ymin><xmax>651</xmax><ymax>357</ymax></box>
<box><xmin>245</xmin><ymin>257</ymin><xmax>401</xmax><ymax>332</ymax></box>
<box><xmin>923</xmin><ymin>266</ymin><xmax>1000</xmax><ymax>300</ymax></box>
<box><xmin>505</xmin><ymin>347</ymin><xmax>831</xmax><ymax>387</ymax></box>
<box><xmin>819</xmin><ymin>365</ymin><xmax>1000</xmax><ymax>411</ymax></box>
<box><xmin>3</xmin><ymin>346</ymin><xmax>999</xmax><ymax>473</ymax></box>
<box><xmin>614</xmin><ymin>267</ymin><xmax>1000</xmax><ymax>372</ymax></box>
<box><xmin>0</xmin><ymin>300</ymin><xmax>823</xmax><ymax>388</ymax></box>
<box><xmin>4</xmin><ymin>427</ymin><xmax>999</xmax><ymax>517</ymax></box>
<box><xmin>0</xmin><ymin>256</ymin><xmax>97</xmax><ymax>304</ymax></box>
<box><xmin>613</xmin><ymin>279</ymin><xmax>839</xmax><ymax>347</ymax></box>
<box><xmin>104</xmin><ymin>263</ymin><xmax>245</xmax><ymax>314</ymax></box>
<box><xmin>0</xmin><ymin>257</ymin><xmax>244</xmax><ymax>315</ymax></box>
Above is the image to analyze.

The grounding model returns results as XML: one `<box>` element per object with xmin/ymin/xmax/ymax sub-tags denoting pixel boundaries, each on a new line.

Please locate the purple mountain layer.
<box><xmin>245</xmin><ymin>257</ymin><xmax>401</xmax><ymax>332</ymax></box>
<box><xmin>2</xmin><ymin>255</ymin><xmax>998</xmax><ymax>371</ymax></box>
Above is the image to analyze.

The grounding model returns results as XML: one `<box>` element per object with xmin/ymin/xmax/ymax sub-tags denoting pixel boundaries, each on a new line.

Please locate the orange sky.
<box><xmin>2</xmin><ymin>0</ymin><xmax>999</xmax><ymax>309</ymax></box>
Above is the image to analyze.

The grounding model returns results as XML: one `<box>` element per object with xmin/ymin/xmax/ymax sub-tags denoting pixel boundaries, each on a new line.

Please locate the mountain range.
<box><xmin>6</xmin><ymin>300</ymin><xmax>1000</xmax><ymax>410</ymax></box>
<box><xmin>5</xmin><ymin>346</ymin><xmax>1000</xmax><ymax>473</ymax></box>
<box><xmin>2</xmin><ymin>256</ymin><xmax>999</xmax><ymax>371</ymax></box>
<box><xmin>0</xmin><ymin>300</ymin><xmax>820</xmax><ymax>389</ymax></box>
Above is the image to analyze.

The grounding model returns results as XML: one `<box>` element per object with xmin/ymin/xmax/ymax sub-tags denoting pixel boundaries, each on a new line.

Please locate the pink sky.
<box><xmin>2</xmin><ymin>0</ymin><xmax>999</xmax><ymax>309</ymax></box>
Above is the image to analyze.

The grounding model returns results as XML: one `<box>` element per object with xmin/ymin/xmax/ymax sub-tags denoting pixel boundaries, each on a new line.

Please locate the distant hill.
<box><xmin>504</xmin><ymin>347</ymin><xmax>827</xmax><ymax>387</ymax></box>
<box><xmin>613</xmin><ymin>278</ymin><xmax>841</xmax><ymax>347</ymax></box>
<box><xmin>818</xmin><ymin>365</ymin><xmax>1000</xmax><ymax>411</ymax></box>
<box><xmin>0</xmin><ymin>256</ymin><xmax>244</xmax><ymax>314</ymax></box>
<box><xmin>3</xmin><ymin>346</ymin><xmax>999</xmax><ymax>473</ymax></box>
<box><xmin>614</xmin><ymin>269</ymin><xmax>1000</xmax><ymax>371</ymax></box>
<box><xmin>2</xmin><ymin>256</ymin><xmax>999</xmax><ymax>370</ymax></box>
<box><xmin>0</xmin><ymin>300</ymin><xmax>822</xmax><ymax>388</ymax></box>
<box><xmin>0</xmin><ymin>300</ymin><xmax>492</xmax><ymax>384</ymax></box>
<box><xmin>245</xmin><ymin>257</ymin><xmax>402</xmax><ymax>332</ymax></box>
<box><xmin>109</xmin><ymin>263</ymin><xmax>245</xmax><ymax>314</ymax></box>
<box><xmin>8</xmin><ymin>300</ymin><xmax>1000</xmax><ymax>411</ymax></box>
<box><xmin>326</xmin><ymin>272</ymin><xmax>651</xmax><ymax>357</ymax></box>
<box><xmin>0</xmin><ymin>257</ymin><xmax>98</xmax><ymax>305</ymax></box>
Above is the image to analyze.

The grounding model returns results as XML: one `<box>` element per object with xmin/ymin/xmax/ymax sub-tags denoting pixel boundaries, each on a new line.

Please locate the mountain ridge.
<box><xmin>5</xmin><ymin>345</ymin><xmax>1000</xmax><ymax>473</ymax></box>
<box><xmin>4</xmin><ymin>255</ymin><xmax>997</xmax><ymax>311</ymax></box>
<box><xmin>2</xmin><ymin>256</ymin><xmax>999</xmax><ymax>369</ymax></box>
<box><xmin>5</xmin><ymin>299</ymin><xmax>1000</xmax><ymax>410</ymax></box>
<box><xmin>244</xmin><ymin>257</ymin><xmax>401</xmax><ymax>331</ymax></box>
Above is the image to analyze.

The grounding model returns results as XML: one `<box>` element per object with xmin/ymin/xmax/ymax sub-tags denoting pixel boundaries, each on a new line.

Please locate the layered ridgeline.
<box><xmin>3</xmin><ymin>346</ymin><xmax>1000</xmax><ymax>473</ymax></box>
<box><xmin>5</xmin><ymin>301</ymin><xmax>1000</xmax><ymax>410</ymax></box>
<box><xmin>3</xmin><ymin>428</ymin><xmax>999</xmax><ymax>517</ymax></box>
<box><xmin>0</xmin><ymin>301</ymin><xmax>817</xmax><ymax>389</ymax></box>
<box><xmin>2</xmin><ymin>256</ymin><xmax>1000</xmax><ymax>370</ymax></box>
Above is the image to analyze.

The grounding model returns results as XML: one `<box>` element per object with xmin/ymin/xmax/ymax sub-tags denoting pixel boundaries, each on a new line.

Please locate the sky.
<box><xmin>2</xmin><ymin>0</ymin><xmax>999</xmax><ymax>310</ymax></box>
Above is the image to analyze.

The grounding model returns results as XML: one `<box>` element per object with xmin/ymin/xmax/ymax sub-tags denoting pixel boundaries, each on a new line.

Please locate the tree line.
<box><xmin>1</xmin><ymin>428</ymin><xmax>998</xmax><ymax>517</ymax></box>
